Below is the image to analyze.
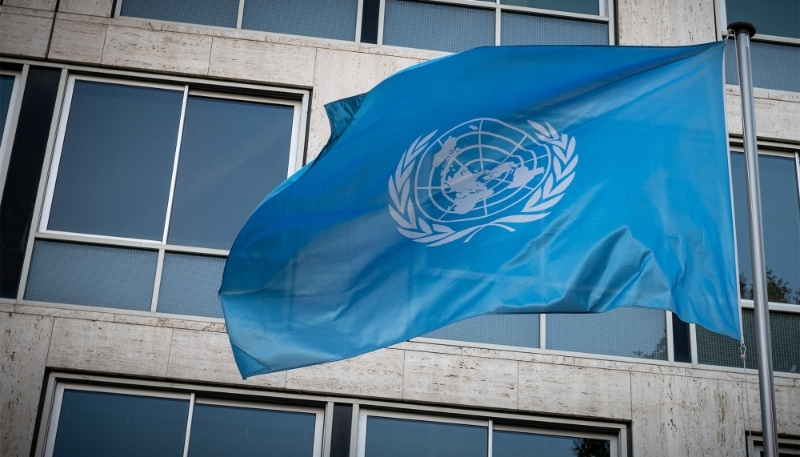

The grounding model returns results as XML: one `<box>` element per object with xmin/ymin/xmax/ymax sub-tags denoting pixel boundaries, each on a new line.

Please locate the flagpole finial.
<box><xmin>727</xmin><ymin>21</ymin><xmax>756</xmax><ymax>37</ymax></box>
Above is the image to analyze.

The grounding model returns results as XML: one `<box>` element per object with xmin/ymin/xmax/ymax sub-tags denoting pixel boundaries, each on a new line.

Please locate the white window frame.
<box><xmin>42</xmin><ymin>382</ymin><xmax>324</xmax><ymax>457</ymax></box>
<box><xmin>356</xmin><ymin>408</ymin><xmax>622</xmax><ymax>457</ymax></box>
<box><xmin>114</xmin><ymin>0</ymin><xmax>614</xmax><ymax>47</ymax></box>
<box><xmin>14</xmin><ymin>67</ymin><xmax>309</xmax><ymax>322</ymax></box>
<box><xmin>0</xmin><ymin>68</ymin><xmax>24</xmax><ymax>202</ymax></box>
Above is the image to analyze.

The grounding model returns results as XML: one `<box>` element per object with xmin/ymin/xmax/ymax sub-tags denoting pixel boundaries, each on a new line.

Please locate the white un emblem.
<box><xmin>389</xmin><ymin>118</ymin><xmax>578</xmax><ymax>246</ymax></box>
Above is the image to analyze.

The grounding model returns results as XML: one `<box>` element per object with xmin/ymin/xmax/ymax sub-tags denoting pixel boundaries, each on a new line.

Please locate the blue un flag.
<box><xmin>220</xmin><ymin>42</ymin><xmax>739</xmax><ymax>378</ymax></box>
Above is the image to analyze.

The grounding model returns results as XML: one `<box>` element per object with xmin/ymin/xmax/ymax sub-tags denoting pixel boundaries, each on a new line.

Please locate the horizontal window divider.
<box><xmin>194</xmin><ymin>397</ymin><xmax>324</xmax><ymax>415</ymax></box>
<box><xmin>188</xmin><ymin>89</ymin><xmax>302</xmax><ymax>107</ymax></box>
<box><xmin>722</xmin><ymin>31</ymin><xmax>800</xmax><ymax>46</ymax></box>
<box><xmin>35</xmin><ymin>231</ymin><xmax>231</xmax><ymax>256</ymax></box>
<box><xmin>728</xmin><ymin>140</ymin><xmax>800</xmax><ymax>153</ymax></box>
<box><xmin>16</xmin><ymin>298</ymin><xmax>226</xmax><ymax>324</ymax></box>
<box><xmin>361</xmin><ymin>408</ymin><xmax>490</xmax><ymax>427</ymax></box>
<box><xmin>491</xmin><ymin>424</ymin><xmax>614</xmax><ymax>441</ymax></box>
<box><xmin>59</xmin><ymin>382</ymin><xmax>193</xmax><ymax>400</ymax></box>
<box><xmin>739</xmin><ymin>299</ymin><xmax>800</xmax><ymax>313</ymax></box>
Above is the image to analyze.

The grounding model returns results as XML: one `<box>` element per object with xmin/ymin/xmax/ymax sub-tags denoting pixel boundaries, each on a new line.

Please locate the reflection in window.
<box><xmin>547</xmin><ymin>307</ymin><xmax>668</xmax><ymax>360</ymax></box>
<box><xmin>52</xmin><ymin>390</ymin><xmax>189</xmax><ymax>457</ymax></box>
<box><xmin>188</xmin><ymin>403</ymin><xmax>317</xmax><ymax>457</ymax></box>
<box><xmin>168</xmin><ymin>96</ymin><xmax>293</xmax><ymax>250</ymax></box>
<box><xmin>494</xmin><ymin>430</ymin><xmax>610</xmax><ymax>457</ymax></box>
<box><xmin>365</xmin><ymin>416</ymin><xmax>487</xmax><ymax>457</ymax></box>
<box><xmin>47</xmin><ymin>81</ymin><xmax>182</xmax><ymax>240</ymax></box>
<box><xmin>730</xmin><ymin>153</ymin><xmax>800</xmax><ymax>305</ymax></box>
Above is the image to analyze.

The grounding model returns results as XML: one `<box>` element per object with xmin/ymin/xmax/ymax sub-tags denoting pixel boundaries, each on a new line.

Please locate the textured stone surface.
<box><xmin>726</xmin><ymin>90</ymin><xmax>800</xmax><ymax>143</ymax></box>
<box><xmin>102</xmin><ymin>26</ymin><xmax>212</xmax><ymax>75</ymax></box>
<box><xmin>47</xmin><ymin>318</ymin><xmax>173</xmax><ymax>377</ymax></box>
<box><xmin>0</xmin><ymin>12</ymin><xmax>53</xmax><ymax>58</ymax></box>
<box><xmin>617</xmin><ymin>0</ymin><xmax>717</xmax><ymax>45</ymax></box>
<box><xmin>58</xmin><ymin>0</ymin><xmax>113</xmax><ymax>17</ymax></box>
<box><xmin>0</xmin><ymin>313</ymin><xmax>53</xmax><ymax>457</ymax></box>
<box><xmin>49</xmin><ymin>18</ymin><xmax>107</xmax><ymax>63</ymax></box>
<box><xmin>167</xmin><ymin>329</ymin><xmax>285</xmax><ymax>388</ymax></box>
<box><xmin>3</xmin><ymin>0</ymin><xmax>57</xmax><ymax>10</ymax></box>
<box><xmin>518</xmin><ymin>362</ymin><xmax>631</xmax><ymax>419</ymax></box>
<box><xmin>402</xmin><ymin>351</ymin><xmax>518</xmax><ymax>409</ymax></box>
<box><xmin>208</xmin><ymin>38</ymin><xmax>316</xmax><ymax>86</ymax></box>
<box><xmin>744</xmin><ymin>382</ymin><xmax>800</xmax><ymax>436</ymax></box>
<box><xmin>631</xmin><ymin>372</ymin><xmax>745</xmax><ymax>456</ymax></box>
<box><xmin>287</xmin><ymin>349</ymin><xmax>404</xmax><ymax>399</ymax></box>
<box><xmin>306</xmin><ymin>49</ymin><xmax>418</xmax><ymax>160</ymax></box>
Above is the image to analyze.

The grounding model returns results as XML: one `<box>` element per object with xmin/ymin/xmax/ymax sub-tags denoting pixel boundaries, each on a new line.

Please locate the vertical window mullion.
<box><xmin>356</xmin><ymin>0</ymin><xmax>364</xmax><ymax>42</ymax></box>
<box><xmin>150</xmin><ymin>248</ymin><xmax>165</xmax><ymax>312</ymax></box>
<box><xmin>236</xmin><ymin>0</ymin><xmax>245</xmax><ymax>29</ymax></box>
<box><xmin>182</xmin><ymin>392</ymin><xmax>196</xmax><ymax>457</ymax></box>
<box><xmin>163</xmin><ymin>86</ymin><xmax>189</xmax><ymax>245</ymax></box>
<box><xmin>539</xmin><ymin>314</ymin><xmax>546</xmax><ymax>349</ymax></box>
<box><xmin>377</xmin><ymin>0</ymin><xmax>386</xmax><ymax>45</ymax></box>
<box><xmin>666</xmin><ymin>311</ymin><xmax>675</xmax><ymax>362</ymax></box>
<box><xmin>494</xmin><ymin>7</ymin><xmax>501</xmax><ymax>46</ymax></box>
<box><xmin>487</xmin><ymin>419</ymin><xmax>493</xmax><ymax>457</ymax></box>
<box><xmin>689</xmin><ymin>323</ymin><xmax>699</xmax><ymax>365</ymax></box>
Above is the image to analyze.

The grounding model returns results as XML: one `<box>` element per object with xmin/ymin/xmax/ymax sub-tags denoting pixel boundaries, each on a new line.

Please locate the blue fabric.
<box><xmin>221</xmin><ymin>42</ymin><xmax>739</xmax><ymax>378</ymax></box>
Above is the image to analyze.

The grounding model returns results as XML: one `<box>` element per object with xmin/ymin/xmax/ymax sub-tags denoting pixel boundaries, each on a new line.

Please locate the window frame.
<box><xmin>356</xmin><ymin>408</ymin><xmax>623</xmax><ymax>457</ymax></box>
<box><xmin>42</xmin><ymin>381</ymin><xmax>325</xmax><ymax>457</ymax></box>
<box><xmin>7</xmin><ymin>63</ymin><xmax>309</xmax><ymax>323</ymax></box>
<box><xmin>0</xmin><ymin>68</ymin><xmax>24</xmax><ymax>203</ymax></box>
<box><xmin>114</xmin><ymin>0</ymin><xmax>614</xmax><ymax>47</ymax></box>
<box><xmin>748</xmin><ymin>435</ymin><xmax>800</xmax><ymax>456</ymax></box>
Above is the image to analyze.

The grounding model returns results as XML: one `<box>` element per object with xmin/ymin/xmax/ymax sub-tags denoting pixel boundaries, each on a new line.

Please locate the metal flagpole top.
<box><xmin>727</xmin><ymin>19</ymin><xmax>781</xmax><ymax>457</ymax></box>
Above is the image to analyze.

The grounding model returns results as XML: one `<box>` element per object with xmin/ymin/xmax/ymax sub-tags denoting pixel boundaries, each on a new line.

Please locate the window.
<box><xmin>22</xmin><ymin>75</ymin><xmax>303</xmax><ymax>318</ymax></box>
<box><xmin>723</xmin><ymin>0</ymin><xmax>800</xmax><ymax>92</ymax></box>
<box><xmin>356</xmin><ymin>409</ymin><xmax>619</xmax><ymax>457</ymax></box>
<box><xmin>43</xmin><ymin>384</ymin><xmax>324</xmax><ymax>457</ymax></box>
<box><xmin>748</xmin><ymin>435</ymin><xmax>800</xmax><ymax>456</ymax></box>
<box><xmin>696</xmin><ymin>148</ymin><xmax>800</xmax><ymax>374</ymax></box>
<box><xmin>0</xmin><ymin>69</ymin><xmax>21</xmax><ymax>190</ymax></box>
<box><xmin>116</xmin><ymin>0</ymin><xmax>612</xmax><ymax>49</ymax></box>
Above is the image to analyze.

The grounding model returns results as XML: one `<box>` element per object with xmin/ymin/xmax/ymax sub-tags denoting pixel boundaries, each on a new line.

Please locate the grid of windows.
<box><xmin>116</xmin><ymin>0</ymin><xmax>612</xmax><ymax>49</ymax></box>
<box><xmin>21</xmin><ymin>75</ymin><xmax>303</xmax><ymax>318</ymax></box>
<box><xmin>44</xmin><ymin>384</ymin><xmax>324</xmax><ymax>457</ymax></box>
<box><xmin>357</xmin><ymin>410</ymin><xmax>618</xmax><ymax>457</ymax></box>
<box><xmin>40</xmin><ymin>380</ymin><xmax>624</xmax><ymax>457</ymax></box>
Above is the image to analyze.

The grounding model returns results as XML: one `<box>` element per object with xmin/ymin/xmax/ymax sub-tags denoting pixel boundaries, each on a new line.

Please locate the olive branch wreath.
<box><xmin>388</xmin><ymin>120</ymin><xmax>578</xmax><ymax>247</ymax></box>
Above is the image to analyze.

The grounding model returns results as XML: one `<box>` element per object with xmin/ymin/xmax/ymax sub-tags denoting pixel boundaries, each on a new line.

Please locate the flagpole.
<box><xmin>728</xmin><ymin>21</ymin><xmax>779</xmax><ymax>457</ymax></box>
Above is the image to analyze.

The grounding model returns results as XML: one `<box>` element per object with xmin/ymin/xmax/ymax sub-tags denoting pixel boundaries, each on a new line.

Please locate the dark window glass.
<box><xmin>330</xmin><ymin>404</ymin><xmax>353</xmax><ymax>457</ymax></box>
<box><xmin>731</xmin><ymin>153</ymin><xmax>800</xmax><ymax>305</ymax></box>
<box><xmin>187</xmin><ymin>403</ymin><xmax>317</xmax><ymax>457</ymax></box>
<box><xmin>672</xmin><ymin>313</ymin><xmax>692</xmax><ymax>363</ymax></box>
<box><xmin>53</xmin><ymin>390</ymin><xmax>189</xmax><ymax>457</ymax></box>
<box><xmin>25</xmin><ymin>241</ymin><xmax>157</xmax><ymax>311</ymax></box>
<box><xmin>167</xmin><ymin>96</ymin><xmax>293</xmax><ymax>250</ymax></box>
<box><xmin>243</xmin><ymin>0</ymin><xmax>359</xmax><ymax>42</ymax></box>
<box><xmin>548</xmin><ymin>307</ymin><xmax>668</xmax><ymax>360</ymax></box>
<box><xmin>0</xmin><ymin>67</ymin><xmax>61</xmax><ymax>298</ymax></box>
<box><xmin>424</xmin><ymin>314</ymin><xmax>540</xmax><ymax>348</ymax></box>
<box><xmin>724</xmin><ymin>40</ymin><xmax>800</xmax><ymax>93</ymax></box>
<box><xmin>47</xmin><ymin>81</ymin><xmax>182</xmax><ymax>241</ymax></box>
<box><xmin>365</xmin><ymin>416</ymin><xmax>487</xmax><ymax>457</ymax></box>
<box><xmin>493</xmin><ymin>430</ymin><xmax>610</xmax><ymax>457</ymax></box>
<box><xmin>697</xmin><ymin>309</ymin><xmax>800</xmax><ymax>374</ymax></box>
<box><xmin>0</xmin><ymin>75</ymin><xmax>15</xmax><ymax>138</ymax></box>
<box><xmin>157</xmin><ymin>253</ymin><xmax>225</xmax><ymax>318</ymax></box>
<box><xmin>500</xmin><ymin>0</ymin><xmax>600</xmax><ymax>16</ymax></box>
<box><xmin>383</xmin><ymin>0</ymin><xmax>495</xmax><ymax>53</ymax></box>
<box><xmin>726</xmin><ymin>0</ymin><xmax>800</xmax><ymax>38</ymax></box>
<box><xmin>121</xmin><ymin>0</ymin><xmax>239</xmax><ymax>28</ymax></box>
<box><xmin>501</xmin><ymin>12</ymin><xmax>609</xmax><ymax>46</ymax></box>
<box><xmin>360</xmin><ymin>0</ymin><xmax>381</xmax><ymax>44</ymax></box>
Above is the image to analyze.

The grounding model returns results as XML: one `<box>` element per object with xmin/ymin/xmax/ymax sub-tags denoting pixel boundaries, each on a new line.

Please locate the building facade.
<box><xmin>0</xmin><ymin>0</ymin><xmax>798</xmax><ymax>456</ymax></box>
